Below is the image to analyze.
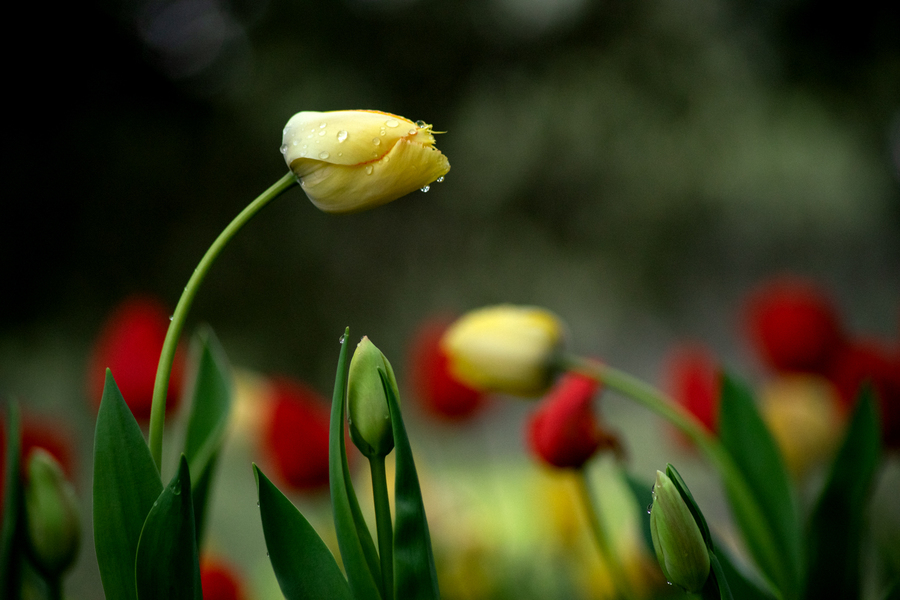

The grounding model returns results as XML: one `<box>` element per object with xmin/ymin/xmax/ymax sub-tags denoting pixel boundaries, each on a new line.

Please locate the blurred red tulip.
<box><xmin>663</xmin><ymin>344</ymin><xmax>720</xmax><ymax>434</ymax></box>
<box><xmin>201</xmin><ymin>557</ymin><xmax>245</xmax><ymax>600</ymax></box>
<box><xmin>264</xmin><ymin>377</ymin><xmax>332</xmax><ymax>491</ymax></box>
<box><xmin>527</xmin><ymin>372</ymin><xmax>618</xmax><ymax>469</ymax></box>
<box><xmin>827</xmin><ymin>339</ymin><xmax>900</xmax><ymax>448</ymax></box>
<box><xmin>1</xmin><ymin>416</ymin><xmax>76</xmax><ymax>519</ymax></box>
<box><xmin>87</xmin><ymin>295</ymin><xmax>185</xmax><ymax>422</ymax></box>
<box><xmin>409</xmin><ymin>319</ymin><xmax>487</xmax><ymax>421</ymax></box>
<box><xmin>744</xmin><ymin>277</ymin><xmax>844</xmax><ymax>374</ymax></box>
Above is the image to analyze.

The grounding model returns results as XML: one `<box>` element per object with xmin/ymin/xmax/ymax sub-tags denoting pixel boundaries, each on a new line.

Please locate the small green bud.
<box><xmin>23</xmin><ymin>448</ymin><xmax>81</xmax><ymax>576</ymax></box>
<box><xmin>649</xmin><ymin>469</ymin><xmax>710</xmax><ymax>592</ymax></box>
<box><xmin>348</xmin><ymin>337</ymin><xmax>399</xmax><ymax>457</ymax></box>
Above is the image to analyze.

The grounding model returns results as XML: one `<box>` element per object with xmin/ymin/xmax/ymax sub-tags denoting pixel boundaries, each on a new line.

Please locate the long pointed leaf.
<box><xmin>183</xmin><ymin>326</ymin><xmax>233</xmax><ymax>541</ymax></box>
<box><xmin>1</xmin><ymin>402</ymin><xmax>22</xmax><ymax>597</ymax></box>
<box><xmin>380</xmin><ymin>368</ymin><xmax>440</xmax><ymax>600</ymax></box>
<box><xmin>93</xmin><ymin>370</ymin><xmax>163</xmax><ymax>600</ymax></box>
<box><xmin>135</xmin><ymin>455</ymin><xmax>201</xmax><ymax>600</ymax></box>
<box><xmin>255</xmin><ymin>464</ymin><xmax>353</xmax><ymax>600</ymax></box>
<box><xmin>803</xmin><ymin>388</ymin><xmax>881</xmax><ymax>600</ymax></box>
<box><xmin>718</xmin><ymin>373</ymin><xmax>801</xmax><ymax>597</ymax></box>
<box><xmin>713</xmin><ymin>544</ymin><xmax>778</xmax><ymax>600</ymax></box>
<box><xmin>330</xmin><ymin>329</ymin><xmax>382</xmax><ymax>600</ymax></box>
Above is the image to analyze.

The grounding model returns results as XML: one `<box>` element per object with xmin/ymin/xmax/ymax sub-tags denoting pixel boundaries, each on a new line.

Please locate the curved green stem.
<box><xmin>148</xmin><ymin>172</ymin><xmax>297</xmax><ymax>471</ymax></box>
<box><xmin>369</xmin><ymin>455</ymin><xmax>394</xmax><ymax>600</ymax></box>
<box><xmin>563</xmin><ymin>355</ymin><xmax>782</xmax><ymax>597</ymax></box>
<box><xmin>575</xmin><ymin>468</ymin><xmax>636</xmax><ymax>600</ymax></box>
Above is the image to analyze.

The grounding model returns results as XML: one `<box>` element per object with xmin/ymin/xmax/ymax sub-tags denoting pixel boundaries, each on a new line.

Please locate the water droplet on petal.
<box><xmin>385</xmin><ymin>119</ymin><xmax>399</xmax><ymax>127</ymax></box>
<box><xmin>319</xmin><ymin>122</ymin><xmax>327</xmax><ymax>128</ymax></box>
<box><xmin>337</xmin><ymin>130</ymin><xmax>348</xmax><ymax>142</ymax></box>
<box><xmin>318</xmin><ymin>129</ymin><xmax>327</xmax><ymax>137</ymax></box>
<box><xmin>339</xmin><ymin>334</ymin><xmax>345</xmax><ymax>344</ymax></box>
<box><xmin>647</xmin><ymin>504</ymin><xmax>653</xmax><ymax>514</ymax></box>
<box><xmin>337</xmin><ymin>152</ymin><xmax>342</xmax><ymax>157</ymax></box>
<box><xmin>416</xmin><ymin>120</ymin><xmax>426</xmax><ymax>127</ymax></box>
<box><xmin>436</xmin><ymin>176</ymin><xmax>444</xmax><ymax>182</ymax></box>
<box><xmin>257</xmin><ymin>501</ymin><xmax>260</xmax><ymax>507</ymax></box>
<box><xmin>380</xmin><ymin>128</ymin><xmax>386</xmax><ymax>136</ymax></box>
<box><xmin>373</xmin><ymin>138</ymin><xmax>380</xmax><ymax>146</ymax></box>
<box><xmin>420</xmin><ymin>185</ymin><xmax>430</xmax><ymax>193</ymax></box>
<box><xmin>382</xmin><ymin>155</ymin><xmax>390</xmax><ymax>163</ymax></box>
<box><xmin>365</xmin><ymin>165</ymin><xmax>374</xmax><ymax>175</ymax></box>
<box><xmin>319</xmin><ymin>151</ymin><xmax>330</xmax><ymax>159</ymax></box>
<box><xmin>279</xmin><ymin>144</ymin><xmax>288</xmax><ymax>154</ymax></box>
<box><xmin>169</xmin><ymin>315</ymin><xmax>174</xmax><ymax>321</ymax></box>
<box><xmin>408</xmin><ymin>129</ymin><xmax>417</xmax><ymax>135</ymax></box>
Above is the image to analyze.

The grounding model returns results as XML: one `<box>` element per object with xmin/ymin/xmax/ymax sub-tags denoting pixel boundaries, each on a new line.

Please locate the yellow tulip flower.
<box><xmin>282</xmin><ymin>110</ymin><xmax>450</xmax><ymax>213</ymax></box>
<box><xmin>441</xmin><ymin>305</ymin><xmax>565</xmax><ymax>396</ymax></box>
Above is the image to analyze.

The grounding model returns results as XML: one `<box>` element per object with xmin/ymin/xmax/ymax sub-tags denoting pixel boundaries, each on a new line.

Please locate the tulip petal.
<box><xmin>283</xmin><ymin>110</ymin><xmax>433</xmax><ymax>167</ymax></box>
<box><xmin>293</xmin><ymin>137</ymin><xmax>450</xmax><ymax>213</ymax></box>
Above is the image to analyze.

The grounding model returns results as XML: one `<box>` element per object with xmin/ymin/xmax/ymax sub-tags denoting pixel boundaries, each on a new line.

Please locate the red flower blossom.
<box><xmin>409</xmin><ymin>319</ymin><xmax>487</xmax><ymax>421</ymax></box>
<box><xmin>826</xmin><ymin>339</ymin><xmax>900</xmax><ymax>448</ymax></box>
<box><xmin>744</xmin><ymin>277</ymin><xmax>844</xmax><ymax>374</ymax></box>
<box><xmin>264</xmin><ymin>378</ymin><xmax>332</xmax><ymax>491</ymax></box>
<box><xmin>201</xmin><ymin>557</ymin><xmax>245</xmax><ymax>600</ymax></box>
<box><xmin>663</xmin><ymin>344</ymin><xmax>720</xmax><ymax>434</ymax></box>
<box><xmin>527</xmin><ymin>372</ymin><xmax>618</xmax><ymax>469</ymax></box>
<box><xmin>87</xmin><ymin>295</ymin><xmax>185</xmax><ymax>422</ymax></box>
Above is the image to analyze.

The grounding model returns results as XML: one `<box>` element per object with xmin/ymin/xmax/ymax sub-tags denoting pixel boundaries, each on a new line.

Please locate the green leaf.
<box><xmin>93</xmin><ymin>370</ymin><xmax>163</xmax><ymax>600</ymax></box>
<box><xmin>706</xmin><ymin>553</ymin><xmax>735</xmax><ymax>600</ymax></box>
<box><xmin>380</xmin><ymin>367</ymin><xmax>441</xmax><ymax>600</ymax></box>
<box><xmin>713</xmin><ymin>545</ymin><xmax>778</xmax><ymax>600</ymax></box>
<box><xmin>718</xmin><ymin>373</ymin><xmax>801</xmax><ymax>597</ymax></box>
<box><xmin>182</xmin><ymin>326</ymin><xmax>233</xmax><ymax>542</ymax></box>
<box><xmin>665</xmin><ymin>463</ymin><xmax>713</xmax><ymax>552</ymax></box>
<box><xmin>1</xmin><ymin>402</ymin><xmax>22</xmax><ymax>597</ymax></box>
<box><xmin>135</xmin><ymin>455</ymin><xmax>201</xmax><ymax>600</ymax></box>
<box><xmin>329</xmin><ymin>329</ymin><xmax>382</xmax><ymax>600</ymax></box>
<box><xmin>624</xmin><ymin>474</ymin><xmax>655</xmax><ymax>553</ymax></box>
<box><xmin>254</xmin><ymin>464</ymin><xmax>353</xmax><ymax>600</ymax></box>
<box><xmin>803</xmin><ymin>388</ymin><xmax>881</xmax><ymax>600</ymax></box>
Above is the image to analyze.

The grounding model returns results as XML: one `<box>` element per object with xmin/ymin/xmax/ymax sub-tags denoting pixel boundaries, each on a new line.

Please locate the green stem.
<box><xmin>148</xmin><ymin>172</ymin><xmax>297</xmax><ymax>471</ymax></box>
<box><xmin>46</xmin><ymin>574</ymin><xmax>63</xmax><ymax>600</ymax></box>
<box><xmin>563</xmin><ymin>355</ymin><xmax>782</xmax><ymax>598</ymax></box>
<box><xmin>576</xmin><ymin>468</ymin><xmax>637</xmax><ymax>600</ymax></box>
<box><xmin>369</xmin><ymin>455</ymin><xmax>394</xmax><ymax>600</ymax></box>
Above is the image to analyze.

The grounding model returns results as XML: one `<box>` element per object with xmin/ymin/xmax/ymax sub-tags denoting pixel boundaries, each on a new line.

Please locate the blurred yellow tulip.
<box><xmin>441</xmin><ymin>305</ymin><xmax>564</xmax><ymax>396</ymax></box>
<box><xmin>760</xmin><ymin>374</ymin><xmax>842</xmax><ymax>478</ymax></box>
<box><xmin>282</xmin><ymin>110</ymin><xmax>450</xmax><ymax>213</ymax></box>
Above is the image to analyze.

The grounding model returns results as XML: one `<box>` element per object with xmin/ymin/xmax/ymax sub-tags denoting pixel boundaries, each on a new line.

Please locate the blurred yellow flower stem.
<box><xmin>148</xmin><ymin>173</ymin><xmax>297</xmax><ymax>471</ymax></box>
<box><xmin>575</xmin><ymin>469</ymin><xmax>637</xmax><ymax>600</ymax></box>
<box><xmin>563</xmin><ymin>355</ymin><xmax>781</xmax><ymax>595</ymax></box>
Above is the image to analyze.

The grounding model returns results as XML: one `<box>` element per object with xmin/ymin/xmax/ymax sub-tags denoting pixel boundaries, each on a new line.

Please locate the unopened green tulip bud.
<box><xmin>649</xmin><ymin>469</ymin><xmax>710</xmax><ymax>592</ymax></box>
<box><xmin>348</xmin><ymin>337</ymin><xmax>399</xmax><ymax>457</ymax></box>
<box><xmin>23</xmin><ymin>448</ymin><xmax>81</xmax><ymax>576</ymax></box>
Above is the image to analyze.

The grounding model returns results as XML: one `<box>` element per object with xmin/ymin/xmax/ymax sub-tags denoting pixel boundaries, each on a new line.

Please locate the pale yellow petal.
<box><xmin>292</xmin><ymin>136</ymin><xmax>450</xmax><ymax>213</ymax></box>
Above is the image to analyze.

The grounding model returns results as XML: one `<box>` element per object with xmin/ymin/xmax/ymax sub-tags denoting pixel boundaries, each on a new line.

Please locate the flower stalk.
<box><xmin>369</xmin><ymin>455</ymin><xmax>394</xmax><ymax>600</ymax></box>
<box><xmin>148</xmin><ymin>172</ymin><xmax>297</xmax><ymax>471</ymax></box>
<box><xmin>562</xmin><ymin>355</ymin><xmax>782</xmax><ymax>596</ymax></box>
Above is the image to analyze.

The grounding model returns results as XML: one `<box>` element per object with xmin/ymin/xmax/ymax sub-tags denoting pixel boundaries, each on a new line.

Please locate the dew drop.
<box><xmin>647</xmin><ymin>504</ymin><xmax>653</xmax><ymax>514</ymax></box>
<box><xmin>408</xmin><ymin>128</ymin><xmax>417</xmax><ymax>135</ymax></box>
<box><xmin>319</xmin><ymin>151</ymin><xmax>330</xmax><ymax>159</ymax></box>
<box><xmin>338</xmin><ymin>152</ymin><xmax>342</xmax><ymax>157</ymax></box>
<box><xmin>416</xmin><ymin>120</ymin><xmax>426</xmax><ymax>127</ymax></box>
<box><xmin>382</xmin><ymin>155</ymin><xmax>390</xmax><ymax>163</ymax></box>
<box><xmin>420</xmin><ymin>185</ymin><xmax>430</xmax><ymax>193</ymax></box>
<box><xmin>318</xmin><ymin>129</ymin><xmax>327</xmax><ymax>137</ymax></box>
<box><xmin>279</xmin><ymin>144</ymin><xmax>288</xmax><ymax>154</ymax></box>
<box><xmin>257</xmin><ymin>501</ymin><xmax>260</xmax><ymax>507</ymax></box>
<box><xmin>319</xmin><ymin>122</ymin><xmax>327</xmax><ymax>128</ymax></box>
<box><xmin>373</xmin><ymin>138</ymin><xmax>381</xmax><ymax>146</ymax></box>
<box><xmin>667</xmin><ymin>582</ymin><xmax>673</xmax><ymax>586</ymax></box>
<box><xmin>436</xmin><ymin>176</ymin><xmax>444</xmax><ymax>183</ymax></box>
<box><xmin>337</xmin><ymin>130</ymin><xmax>348</xmax><ymax>143</ymax></box>
<box><xmin>365</xmin><ymin>165</ymin><xmax>374</xmax><ymax>175</ymax></box>
<box><xmin>172</xmin><ymin>487</ymin><xmax>181</xmax><ymax>496</ymax></box>
<box><xmin>385</xmin><ymin>119</ymin><xmax>399</xmax><ymax>127</ymax></box>
<box><xmin>266</xmin><ymin>552</ymin><xmax>270</xmax><ymax>557</ymax></box>
<box><xmin>339</xmin><ymin>334</ymin><xmax>346</xmax><ymax>344</ymax></box>
<box><xmin>307</xmin><ymin>133</ymin><xmax>314</xmax><ymax>139</ymax></box>
<box><xmin>169</xmin><ymin>315</ymin><xmax>174</xmax><ymax>321</ymax></box>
